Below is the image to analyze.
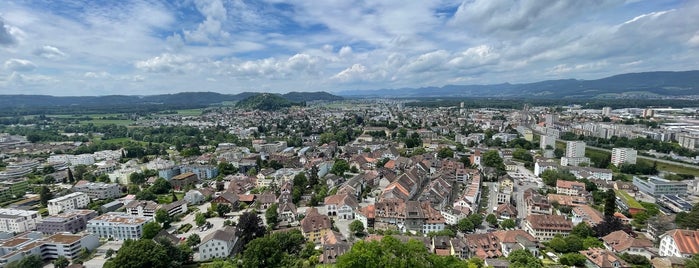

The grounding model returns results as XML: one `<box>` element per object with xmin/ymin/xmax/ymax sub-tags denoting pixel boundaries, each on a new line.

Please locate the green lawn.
<box><xmin>79</xmin><ymin>119</ymin><xmax>134</xmax><ymax>126</ymax></box>
<box><xmin>176</xmin><ymin>109</ymin><xmax>204</xmax><ymax>116</ymax></box>
<box><xmin>615</xmin><ymin>190</ymin><xmax>643</xmax><ymax>209</ymax></box>
<box><xmin>157</xmin><ymin>193</ymin><xmax>185</xmax><ymax>204</ymax></box>
<box><xmin>637</xmin><ymin>158</ymin><xmax>699</xmax><ymax>177</ymax></box>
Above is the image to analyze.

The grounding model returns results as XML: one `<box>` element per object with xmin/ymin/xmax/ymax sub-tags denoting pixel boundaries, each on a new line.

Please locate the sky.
<box><xmin>1</xmin><ymin>0</ymin><xmax>698</xmax><ymax>96</ymax></box>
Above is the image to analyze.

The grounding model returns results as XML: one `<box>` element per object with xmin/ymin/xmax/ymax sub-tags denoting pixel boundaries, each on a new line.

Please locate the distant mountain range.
<box><xmin>0</xmin><ymin>91</ymin><xmax>342</xmax><ymax>108</ymax></box>
<box><xmin>337</xmin><ymin>70</ymin><xmax>699</xmax><ymax>99</ymax></box>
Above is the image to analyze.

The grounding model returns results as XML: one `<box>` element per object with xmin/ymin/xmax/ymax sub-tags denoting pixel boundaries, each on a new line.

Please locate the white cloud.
<box><xmin>33</xmin><ymin>45</ymin><xmax>68</xmax><ymax>60</ymax></box>
<box><xmin>332</xmin><ymin>63</ymin><xmax>368</xmax><ymax>82</ymax></box>
<box><xmin>135</xmin><ymin>54</ymin><xmax>197</xmax><ymax>73</ymax></box>
<box><xmin>4</xmin><ymin>59</ymin><xmax>36</xmax><ymax>72</ymax></box>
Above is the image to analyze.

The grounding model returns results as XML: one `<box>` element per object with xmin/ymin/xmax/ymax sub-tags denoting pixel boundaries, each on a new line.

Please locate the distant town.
<box><xmin>0</xmin><ymin>97</ymin><xmax>698</xmax><ymax>268</ymax></box>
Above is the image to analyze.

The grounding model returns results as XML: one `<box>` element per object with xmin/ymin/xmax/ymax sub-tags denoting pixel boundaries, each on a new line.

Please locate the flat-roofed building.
<box><xmin>0</xmin><ymin>209</ymin><xmax>41</xmax><ymax>233</ymax></box>
<box><xmin>633</xmin><ymin>176</ymin><xmax>687</xmax><ymax>197</ymax></box>
<box><xmin>611</xmin><ymin>148</ymin><xmax>637</xmax><ymax>166</ymax></box>
<box><xmin>37</xmin><ymin>210</ymin><xmax>97</xmax><ymax>235</ymax></box>
<box><xmin>47</xmin><ymin>192</ymin><xmax>90</xmax><ymax>215</ymax></box>
<box><xmin>86</xmin><ymin>212</ymin><xmax>152</xmax><ymax>240</ymax></box>
<box><xmin>71</xmin><ymin>181</ymin><xmax>121</xmax><ymax>200</ymax></box>
<box><xmin>0</xmin><ymin>232</ymin><xmax>99</xmax><ymax>265</ymax></box>
<box><xmin>169</xmin><ymin>172</ymin><xmax>198</xmax><ymax>190</ymax></box>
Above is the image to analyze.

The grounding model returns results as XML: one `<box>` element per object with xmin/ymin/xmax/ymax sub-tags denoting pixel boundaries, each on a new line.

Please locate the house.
<box><xmin>659</xmin><ymin>229</ymin><xmax>699</xmax><ymax>258</ymax></box>
<box><xmin>212</xmin><ymin>192</ymin><xmax>239</xmax><ymax>209</ymax></box>
<box><xmin>324</xmin><ymin>194</ymin><xmax>359</xmax><ymax>220</ymax></box>
<box><xmin>462</xmin><ymin>233</ymin><xmax>502</xmax><ymax>259</ymax></box>
<box><xmin>184</xmin><ymin>189</ymin><xmax>205</xmax><ymax>205</ymax></box>
<box><xmin>495</xmin><ymin>203</ymin><xmax>517</xmax><ymax>220</ymax></box>
<box><xmin>580</xmin><ymin>248</ymin><xmax>630</xmax><ymax>268</ymax></box>
<box><xmin>255</xmin><ymin>192</ymin><xmax>277</xmax><ymax>209</ymax></box>
<box><xmin>572</xmin><ymin>205</ymin><xmax>604</xmax><ymax>226</ymax></box>
<box><xmin>169</xmin><ymin>172</ymin><xmax>198</xmax><ymax>190</ymax></box>
<box><xmin>355</xmin><ymin>205</ymin><xmax>375</xmax><ymax>229</ymax></box>
<box><xmin>524</xmin><ymin>189</ymin><xmax>552</xmax><ymax>215</ymax></box>
<box><xmin>602</xmin><ymin>230</ymin><xmax>654</xmax><ymax>259</ymax></box>
<box><xmin>523</xmin><ymin>214</ymin><xmax>573</xmax><ymax>242</ymax></box>
<box><xmin>492</xmin><ymin>230</ymin><xmax>539</xmax><ymax>257</ymax></box>
<box><xmin>278</xmin><ymin>202</ymin><xmax>298</xmax><ymax>225</ymax></box>
<box><xmin>556</xmin><ymin>180</ymin><xmax>586</xmax><ymax>196</ymax></box>
<box><xmin>301</xmin><ymin>208</ymin><xmax>332</xmax><ymax>243</ymax></box>
<box><xmin>199</xmin><ymin>226</ymin><xmax>239</xmax><ymax>261</ymax></box>
<box><xmin>319</xmin><ymin>231</ymin><xmax>351</xmax><ymax>264</ymax></box>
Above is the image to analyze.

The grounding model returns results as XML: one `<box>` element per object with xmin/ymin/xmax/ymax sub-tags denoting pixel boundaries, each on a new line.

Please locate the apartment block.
<box><xmin>47</xmin><ymin>192</ymin><xmax>90</xmax><ymax>215</ymax></box>
<box><xmin>565</xmin><ymin>141</ymin><xmax>586</xmax><ymax>158</ymax></box>
<box><xmin>523</xmin><ymin>214</ymin><xmax>573</xmax><ymax>242</ymax></box>
<box><xmin>37</xmin><ymin>210</ymin><xmax>97</xmax><ymax>235</ymax></box>
<box><xmin>72</xmin><ymin>181</ymin><xmax>122</xmax><ymax>200</ymax></box>
<box><xmin>86</xmin><ymin>212</ymin><xmax>152</xmax><ymax>240</ymax></box>
<box><xmin>0</xmin><ymin>232</ymin><xmax>99</xmax><ymax>265</ymax></box>
<box><xmin>611</xmin><ymin>148</ymin><xmax>637</xmax><ymax>166</ymax></box>
<box><xmin>0</xmin><ymin>209</ymin><xmax>41</xmax><ymax>233</ymax></box>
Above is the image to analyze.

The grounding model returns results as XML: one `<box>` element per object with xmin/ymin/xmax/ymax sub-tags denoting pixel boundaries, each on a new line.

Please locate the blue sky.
<box><xmin>1</xmin><ymin>0</ymin><xmax>698</xmax><ymax>96</ymax></box>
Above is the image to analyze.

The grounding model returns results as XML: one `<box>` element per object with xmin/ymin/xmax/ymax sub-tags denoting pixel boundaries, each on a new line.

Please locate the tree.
<box><xmin>155</xmin><ymin>209</ymin><xmax>171</xmax><ymax>228</ymax></box>
<box><xmin>186</xmin><ymin>234</ymin><xmax>201</xmax><ymax>247</ymax></box>
<box><xmin>349</xmin><ymin>220</ymin><xmax>365</xmax><ymax>236</ymax></box>
<box><xmin>265</xmin><ymin>203</ymin><xmax>279</xmax><ymax>227</ymax></box>
<box><xmin>67</xmin><ymin>168</ymin><xmax>75</xmax><ymax>183</ymax></box>
<box><xmin>6</xmin><ymin>255</ymin><xmax>43</xmax><ymax>268</ymax></box>
<box><xmin>195</xmin><ymin>212</ymin><xmax>206</xmax><ymax>227</ymax></box>
<box><xmin>336</xmin><ymin>235</ymin><xmax>467</xmax><ymax>268</ymax></box>
<box><xmin>331</xmin><ymin>159</ymin><xmax>350</xmax><ymax>176</ymax></box>
<box><xmin>39</xmin><ymin>186</ymin><xmax>52</xmax><ymax>207</ymax></box>
<box><xmin>571</xmin><ymin>222</ymin><xmax>594</xmax><ymax>238</ymax></box>
<box><xmin>237</xmin><ymin>212</ymin><xmax>266</xmax><ymax>247</ymax></box>
<box><xmin>107</xmin><ymin>239</ymin><xmax>169</xmax><ymax>268</ymax></box>
<box><xmin>241</xmin><ymin>229</ymin><xmax>307</xmax><ymax>268</ymax></box>
<box><xmin>457</xmin><ymin>218</ymin><xmax>475</xmax><ymax>233</ymax></box>
<box><xmin>501</xmin><ymin>219</ymin><xmax>517</xmax><ymax>229</ymax></box>
<box><xmin>507</xmin><ymin>249</ymin><xmax>543</xmax><ymax>268</ymax></box>
<box><xmin>684</xmin><ymin>253</ymin><xmax>699</xmax><ymax>268</ymax></box>
<box><xmin>142</xmin><ymin>222</ymin><xmax>162</xmax><ymax>239</ymax></box>
<box><xmin>437</xmin><ymin>147</ymin><xmax>454</xmax><ymax>159</ymax></box>
<box><xmin>216</xmin><ymin>204</ymin><xmax>231</xmax><ymax>217</ymax></box>
<box><xmin>583</xmin><ymin>237</ymin><xmax>604</xmax><ymax>249</ymax></box>
<box><xmin>105</xmin><ymin>248</ymin><xmax>115</xmax><ymax>258</ymax></box>
<box><xmin>135</xmin><ymin>189</ymin><xmax>156</xmax><ymax>201</ymax></box>
<box><xmin>149</xmin><ymin>178</ymin><xmax>171</xmax><ymax>194</ymax></box>
<box><xmin>486</xmin><ymin>214</ymin><xmax>497</xmax><ymax>227</ymax></box>
<box><xmin>594</xmin><ymin>216</ymin><xmax>625</xmax><ymax>237</ymax></box>
<box><xmin>53</xmin><ymin>256</ymin><xmax>69</xmax><ymax>268</ymax></box>
<box><xmin>604</xmin><ymin>189</ymin><xmax>616</xmax><ymax>217</ymax></box>
<box><xmin>560</xmin><ymin>253</ymin><xmax>587</xmax><ymax>266</ymax></box>
<box><xmin>482</xmin><ymin>150</ymin><xmax>505</xmax><ymax>171</ymax></box>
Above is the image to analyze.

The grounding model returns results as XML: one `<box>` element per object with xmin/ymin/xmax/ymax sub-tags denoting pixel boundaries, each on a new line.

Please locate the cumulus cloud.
<box><xmin>223</xmin><ymin>53</ymin><xmax>322</xmax><ymax>79</ymax></box>
<box><xmin>184</xmin><ymin>0</ymin><xmax>230</xmax><ymax>43</ymax></box>
<box><xmin>33</xmin><ymin>45</ymin><xmax>68</xmax><ymax>60</ymax></box>
<box><xmin>4</xmin><ymin>59</ymin><xmax>36</xmax><ymax>72</ymax></box>
<box><xmin>135</xmin><ymin>54</ymin><xmax>197</xmax><ymax>73</ymax></box>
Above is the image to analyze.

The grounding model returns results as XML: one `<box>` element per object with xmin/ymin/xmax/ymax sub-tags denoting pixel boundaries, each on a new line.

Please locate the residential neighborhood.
<box><xmin>0</xmin><ymin>100</ymin><xmax>698</xmax><ymax>268</ymax></box>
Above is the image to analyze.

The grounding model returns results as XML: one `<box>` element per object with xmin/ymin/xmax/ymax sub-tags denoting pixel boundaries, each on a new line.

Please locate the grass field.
<box><xmin>637</xmin><ymin>158</ymin><xmax>699</xmax><ymax>177</ymax></box>
<box><xmin>176</xmin><ymin>109</ymin><xmax>204</xmax><ymax>116</ymax></box>
<box><xmin>79</xmin><ymin>119</ymin><xmax>134</xmax><ymax>126</ymax></box>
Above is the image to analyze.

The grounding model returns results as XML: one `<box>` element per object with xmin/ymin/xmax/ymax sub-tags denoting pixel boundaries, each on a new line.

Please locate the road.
<box><xmin>508</xmin><ymin>166</ymin><xmax>540</xmax><ymax>220</ymax></box>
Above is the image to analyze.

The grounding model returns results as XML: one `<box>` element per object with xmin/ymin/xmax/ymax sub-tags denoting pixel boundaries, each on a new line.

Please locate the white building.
<box><xmin>659</xmin><ymin>229</ymin><xmax>699</xmax><ymax>258</ymax></box>
<box><xmin>72</xmin><ymin>181</ymin><xmax>121</xmax><ymax>200</ymax></box>
<box><xmin>565</xmin><ymin>141</ymin><xmax>586</xmax><ymax>158</ymax></box>
<box><xmin>199</xmin><ymin>226</ymin><xmax>239</xmax><ymax>261</ymax></box>
<box><xmin>86</xmin><ymin>212</ymin><xmax>152</xmax><ymax>240</ymax></box>
<box><xmin>561</xmin><ymin>156</ymin><xmax>590</xmax><ymax>167</ymax></box>
<box><xmin>0</xmin><ymin>209</ymin><xmax>41</xmax><ymax>233</ymax></box>
<box><xmin>611</xmin><ymin>148</ymin><xmax>637</xmax><ymax>166</ymax></box>
<box><xmin>540</xmin><ymin>135</ymin><xmax>556</xmax><ymax>150</ymax></box>
<box><xmin>48</xmin><ymin>192</ymin><xmax>90</xmax><ymax>215</ymax></box>
<box><xmin>0</xmin><ymin>232</ymin><xmax>99</xmax><ymax>265</ymax></box>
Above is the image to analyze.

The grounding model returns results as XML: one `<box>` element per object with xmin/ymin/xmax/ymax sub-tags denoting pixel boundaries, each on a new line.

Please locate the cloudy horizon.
<box><xmin>1</xmin><ymin>0</ymin><xmax>698</xmax><ymax>96</ymax></box>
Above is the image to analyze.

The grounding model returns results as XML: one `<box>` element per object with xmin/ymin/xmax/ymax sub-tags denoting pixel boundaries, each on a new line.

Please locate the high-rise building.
<box><xmin>602</xmin><ymin>107</ymin><xmax>612</xmax><ymax>117</ymax></box>
<box><xmin>611</xmin><ymin>148</ymin><xmax>637</xmax><ymax>166</ymax></box>
<box><xmin>565</xmin><ymin>141</ymin><xmax>586</xmax><ymax>158</ymax></box>
<box><xmin>540</xmin><ymin>135</ymin><xmax>556</xmax><ymax>150</ymax></box>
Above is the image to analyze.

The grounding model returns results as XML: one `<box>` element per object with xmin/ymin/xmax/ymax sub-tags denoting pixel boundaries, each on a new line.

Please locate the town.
<box><xmin>0</xmin><ymin>99</ymin><xmax>698</xmax><ymax>268</ymax></box>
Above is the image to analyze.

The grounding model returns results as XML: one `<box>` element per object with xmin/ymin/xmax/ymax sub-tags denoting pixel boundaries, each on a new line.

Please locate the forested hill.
<box><xmin>0</xmin><ymin>91</ymin><xmax>342</xmax><ymax>109</ymax></box>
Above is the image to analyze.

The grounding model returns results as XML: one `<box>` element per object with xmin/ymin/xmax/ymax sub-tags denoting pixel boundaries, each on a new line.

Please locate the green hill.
<box><xmin>235</xmin><ymin>93</ymin><xmax>302</xmax><ymax>111</ymax></box>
